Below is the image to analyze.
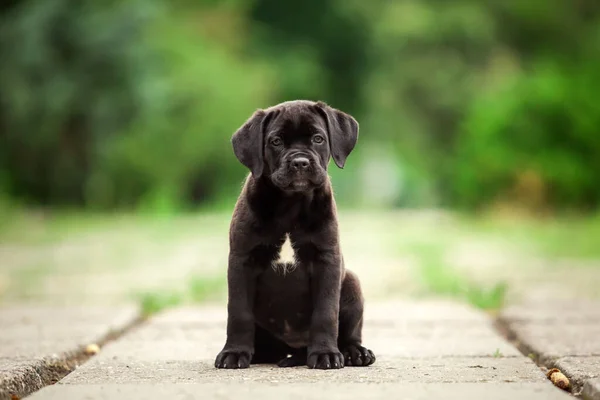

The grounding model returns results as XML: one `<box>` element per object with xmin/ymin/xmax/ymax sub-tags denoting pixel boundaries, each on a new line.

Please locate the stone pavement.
<box><xmin>499</xmin><ymin>296</ymin><xmax>600</xmax><ymax>399</ymax></box>
<box><xmin>2</xmin><ymin>211</ymin><xmax>599</xmax><ymax>398</ymax></box>
<box><xmin>0</xmin><ymin>305</ymin><xmax>138</xmax><ymax>400</ymax></box>
<box><xmin>26</xmin><ymin>300</ymin><xmax>570</xmax><ymax>400</ymax></box>
<box><xmin>585</xmin><ymin>380</ymin><xmax>600</xmax><ymax>400</ymax></box>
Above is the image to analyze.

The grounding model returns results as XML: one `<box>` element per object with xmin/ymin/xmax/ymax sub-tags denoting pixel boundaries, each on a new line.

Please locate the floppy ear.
<box><xmin>231</xmin><ymin>109</ymin><xmax>268</xmax><ymax>178</ymax></box>
<box><xmin>315</xmin><ymin>101</ymin><xmax>359</xmax><ymax>168</ymax></box>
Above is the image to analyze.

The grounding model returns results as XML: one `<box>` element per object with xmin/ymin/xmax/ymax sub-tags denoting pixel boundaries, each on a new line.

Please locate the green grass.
<box><xmin>466</xmin><ymin>212</ymin><xmax>600</xmax><ymax>261</ymax></box>
<box><xmin>0</xmin><ymin>208</ymin><xmax>231</xmax><ymax>246</ymax></box>
<box><xmin>4</xmin><ymin>207</ymin><xmax>599</xmax><ymax>312</ymax></box>
<box><xmin>136</xmin><ymin>274</ymin><xmax>227</xmax><ymax>317</ymax></box>
<box><xmin>138</xmin><ymin>291</ymin><xmax>184</xmax><ymax>317</ymax></box>
<box><xmin>399</xmin><ymin>211</ymin><xmax>600</xmax><ymax>311</ymax></box>
<box><xmin>412</xmin><ymin>244</ymin><xmax>508</xmax><ymax>311</ymax></box>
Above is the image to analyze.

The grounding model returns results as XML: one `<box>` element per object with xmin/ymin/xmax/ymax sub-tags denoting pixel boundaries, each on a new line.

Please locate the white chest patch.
<box><xmin>273</xmin><ymin>233</ymin><xmax>297</xmax><ymax>274</ymax></box>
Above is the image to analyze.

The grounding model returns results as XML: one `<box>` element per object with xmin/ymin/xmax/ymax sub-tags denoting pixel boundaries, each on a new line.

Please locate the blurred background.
<box><xmin>1</xmin><ymin>0</ymin><xmax>599</xmax><ymax>312</ymax></box>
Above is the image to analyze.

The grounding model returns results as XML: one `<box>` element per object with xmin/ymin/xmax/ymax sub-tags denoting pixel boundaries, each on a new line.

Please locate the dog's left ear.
<box><xmin>315</xmin><ymin>101</ymin><xmax>359</xmax><ymax>168</ymax></box>
<box><xmin>231</xmin><ymin>109</ymin><xmax>270</xmax><ymax>178</ymax></box>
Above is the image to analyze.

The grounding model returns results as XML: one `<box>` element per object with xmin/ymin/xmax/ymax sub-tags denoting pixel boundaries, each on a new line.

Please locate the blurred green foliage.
<box><xmin>137</xmin><ymin>274</ymin><xmax>225</xmax><ymax>316</ymax></box>
<box><xmin>1</xmin><ymin>0</ymin><xmax>599</xmax><ymax>212</ymax></box>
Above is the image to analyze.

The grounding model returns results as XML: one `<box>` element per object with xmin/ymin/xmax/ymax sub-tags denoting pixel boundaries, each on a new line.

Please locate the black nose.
<box><xmin>291</xmin><ymin>157</ymin><xmax>310</xmax><ymax>170</ymax></box>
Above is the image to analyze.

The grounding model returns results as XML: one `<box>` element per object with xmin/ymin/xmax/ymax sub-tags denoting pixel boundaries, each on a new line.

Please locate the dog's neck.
<box><xmin>245</xmin><ymin>174</ymin><xmax>333</xmax><ymax>217</ymax></box>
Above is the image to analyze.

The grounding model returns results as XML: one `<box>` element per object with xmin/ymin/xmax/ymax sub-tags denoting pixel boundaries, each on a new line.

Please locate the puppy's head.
<box><xmin>231</xmin><ymin>100</ymin><xmax>359</xmax><ymax>193</ymax></box>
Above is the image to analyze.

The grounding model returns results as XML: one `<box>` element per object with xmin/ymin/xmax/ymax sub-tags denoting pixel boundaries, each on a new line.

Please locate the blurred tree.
<box><xmin>249</xmin><ymin>0</ymin><xmax>370</xmax><ymax>113</ymax></box>
<box><xmin>351</xmin><ymin>0</ymin><xmax>498</xmax><ymax>206</ymax></box>
<box><xmin>1</xmin><ymin>0</ymin><xmax>600</xmax><ymax>212</ymax></box>
<box><xmin>0</xmin><ymin>0</ymin><xmax>161</xmax><ymax>205</ymax></box>
<box><xmin>452</xmin><ymin>0</ymin><xmax>600</xmax><ymax>211</ymax></box>
<box><xmin>349</xmin><ymin>0</ymin><xmax>600</xmax><ymax>210</ymax></box>
<box><xmin>0</xmin><ymin>0</ymin><xmax>273</xmax><ymax>210</ymax></box>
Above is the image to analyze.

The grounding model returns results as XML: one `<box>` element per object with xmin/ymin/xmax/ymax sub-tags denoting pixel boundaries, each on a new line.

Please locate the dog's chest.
<box><xmin>275</xmin><ymin>233</ymin><xmax>296</xmax><ymax>264</ymax></box>
<box><xmin>280</xmin><ymin>320</ymin><xmax>310</xmax><ymax>348</ymax></box>
<box><xmin>254</xmin><ymin>257</ymin><xmax>312</xmax><ymax>348</ymax></box>
<box><xmin>272</xmin><ymin>233</ymin><xmax>298</xmax><ymax>274</ymax></box>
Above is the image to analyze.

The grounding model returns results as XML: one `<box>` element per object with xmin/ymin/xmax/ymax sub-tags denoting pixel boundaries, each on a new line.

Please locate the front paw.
<box><xmin>214</xmin><ymin>349</ymin><xmax>252</xmax><ymax>369</ymax></box>
<box><xmin>307</xmin><ymin>348</ymin><xmax>344</xmax><ymax>369</ymax></box>
<box><xmin>341</xmin><ymin>344</ymin><xmax>375</xmax><ymax>367</ymax></box>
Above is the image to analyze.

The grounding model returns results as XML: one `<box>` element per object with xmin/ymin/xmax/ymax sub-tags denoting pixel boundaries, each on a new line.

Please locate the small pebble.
<box><xmin>546</xmin><ymin>368</ymin><xmax>570</xmax><ymax>391</ymax></box>
<box><xmin>85</xmin><ymin>343</ymin><xmax>100</xmax><ymax>355</ymax></box>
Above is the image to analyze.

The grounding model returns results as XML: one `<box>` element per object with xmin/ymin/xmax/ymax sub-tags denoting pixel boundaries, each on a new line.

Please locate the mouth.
<box><xmin>271</xmin><ymin>171</ymin><xmax>324</xmax><ymax>193</ymax></box>
<box><xmin>289</xmin><ymin>179</ymin><xmax>310</xmax><ymax>191</ymax></box>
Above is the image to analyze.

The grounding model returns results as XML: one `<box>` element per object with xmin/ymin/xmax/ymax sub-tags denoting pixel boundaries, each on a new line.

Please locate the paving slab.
<box><xmin>501</xmin><ymin>298</ymin><xmax>600</xmax><ymax>324</ymax></box>
<box><xmin>58</xmin><ymin>356</ymin><xmax>545</xmax><ymax>385</ymax></box>
<box><xmin>28</xmin><ymin>300</ymin><xmax>568</xmax><ymax>399</ymax></box>
<box><xmin>552</xmin><ymin>357</ymin><xmax>600</xmax><ymax>394</ymax></box>
<box><xmin>499</xmin><ymin>297</ymin><xmax>600</xmax><ymax>396</ymax></box>
<box><xmin>0</xmin><ymin>305</ymin><xmax>139</xmax><ymax>400</ymax></box>
<box><xmin>92</xmin><ymin>321</ymin><xmax>520</xmax><ymax>362</ymax></box>
<box><xmin>553</xmin><ymin>357</ymin><xmax>600</xmax><ymax>382</ymax></box>
<box><xmin>499</xmin><ymin>299</ymin><xmax>600</xmax><ymax>361</ymax></box>
<box><xmin>504</xmin><ymin>321</ymin><xmax>600</xmax><ymax>359</ymax></box>
<box><xmin>148</xmin><ymin>300</ymin><xmax>492</xmax><ymax>330</ymax></box>
<box><xmin>583</xmin><ymin>378</ymin><xmax>600</xmax><ymax>400</ymax></box>
<box><xmin>29</xmin><ymin>382</ymin><xmax>571</xmax><ymax>400</ymax></box>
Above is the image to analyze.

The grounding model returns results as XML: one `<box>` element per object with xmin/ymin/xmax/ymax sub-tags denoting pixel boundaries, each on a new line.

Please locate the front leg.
<box><xmin>215</xmin><ymin>251</ymin><xmax>257</xmax><ymax>369</ymax></box>
<box><xmin>307</xmin><ymin>249</ymin><xmax>344</xmax><ymax>369</ymax></box>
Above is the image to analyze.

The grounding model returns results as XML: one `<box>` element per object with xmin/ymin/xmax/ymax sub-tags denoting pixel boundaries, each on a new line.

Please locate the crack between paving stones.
<box><xmin>493</xmin><ymin>318</ymin><xmax>583</xmax><ymax>398</ymax></box>
<box><xmin>2</xmin><ymin>315</ymin><xmax>145</xmax><ymax>400</ymax></box>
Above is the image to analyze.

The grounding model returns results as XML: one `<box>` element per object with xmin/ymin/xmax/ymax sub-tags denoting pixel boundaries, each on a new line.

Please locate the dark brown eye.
<box><xmin>312</xmin><ymin>135</ymin><xmax>324</xmax><ymax>144</ymax></box>
<box><xmin>271</xmin><ymin>137</ymin><xmax>283</xmax><ymax>146</ymax></box>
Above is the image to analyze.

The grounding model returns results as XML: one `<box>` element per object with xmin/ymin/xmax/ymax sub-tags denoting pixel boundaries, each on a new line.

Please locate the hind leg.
<box><xmin>338</xmin><ymin>270</ymin><xmax>376</xmax><ymax>367</ymax></box>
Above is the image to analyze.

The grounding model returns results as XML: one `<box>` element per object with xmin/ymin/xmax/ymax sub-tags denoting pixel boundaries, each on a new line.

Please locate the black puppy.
<box><xmin>214</xmin><ymin>100</ymin><xmax>375</xmax><ymax>370</ymax></box>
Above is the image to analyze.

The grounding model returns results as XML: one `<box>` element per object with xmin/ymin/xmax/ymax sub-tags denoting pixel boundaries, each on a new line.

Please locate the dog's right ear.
<box><xmin>231</xmin><ymin>109</ymin><xmax>269</xmax><ymax>178</ymax></box>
